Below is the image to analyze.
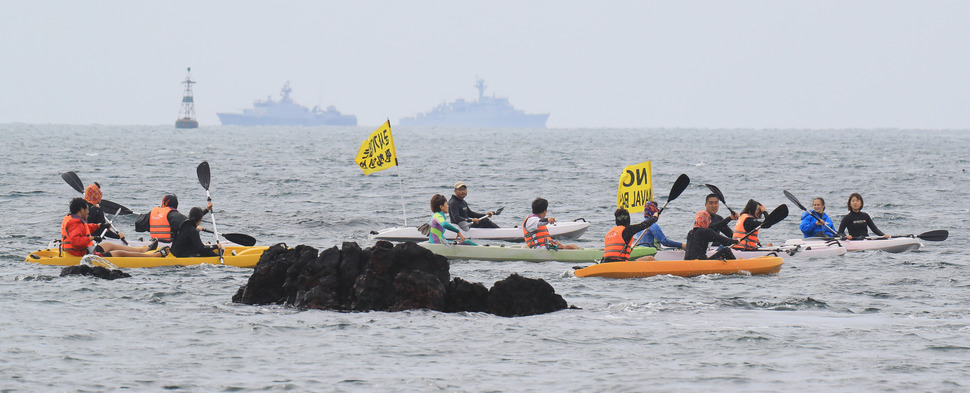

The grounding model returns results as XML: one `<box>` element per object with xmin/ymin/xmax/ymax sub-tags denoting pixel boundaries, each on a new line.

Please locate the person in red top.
<box><xmin>61</xmin><ymin>198</ymin><xmax>166</xmax><ymax>258</ymax></box>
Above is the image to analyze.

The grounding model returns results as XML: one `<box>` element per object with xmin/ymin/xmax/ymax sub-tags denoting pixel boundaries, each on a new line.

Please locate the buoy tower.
<box><xmin>175</xmin><ymin>67</ymin><xmax>199</xmax><ymax>129</ymax></box>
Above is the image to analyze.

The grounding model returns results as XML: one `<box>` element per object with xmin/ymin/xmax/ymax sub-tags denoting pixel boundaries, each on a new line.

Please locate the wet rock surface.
<box><xmin>60</xmin><ymin>265</ymin><xmax>131</xmax><ymax>280</ymax></box>
<box><xmin>233</xmin><ymin>241</ymin><xmax>569</xmax><ymax>317</ymax></box>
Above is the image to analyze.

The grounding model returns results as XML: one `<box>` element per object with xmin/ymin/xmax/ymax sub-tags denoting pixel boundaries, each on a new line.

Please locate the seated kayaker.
<box><xmin>61</xmin><ymin>198</ymin><xmax>166</xmax><ymax>258</ymax></box>
<box><xmin>799</xmin><ymin>197</ymin><xmax>837</xmax><ymax>238</ymax></box>
<box><xmin>522</xmin><ymin>198</ymin><xmax>579</xmax><ymax>250</ymax></box>
<box><xmin>837</xmin><ymin>193</ymin><xmax>890</xmax><ymax>240</ymax></box>
<box><xmin>136</xmin><ymin>194</ymin><xmax>212</xmax><ymax>245</ymax></box>
<box><xmin>171</xmin><ymin>207</ymin><xmax>224</xmax><ymax>257</ymax></box>
<box><xmin>705</xmin><ymin>193</ymin><xmax>738</xmax><ymax>238</ymax></box>
<box><xmin>602</xmin><ymin>208</ymin><xmax>657</xmax><ymax>263</ymax></box>
<box><xmin>685</xmin><ymin>211</ymin><xmax>736</xmax><ymax>260</ymax></box>
<box><xmin>732</xmin><ymin>199</ymin><xmax>774</xmax><ymax>251</ymax></box>
<box><xmin>429</xmin><ymin>194</ymin><xmax>477</xmax><ymax>245</ymax></box>
<box><xmin>448</xmin><ymin>181</ymin><xmax>498</xmax><ymax>231</ymax></box>
<box><xmin>82</xmin><ymin>183</ymin><xmax>126</xmax><ymax>243</ymax></box>
<box><xmin>632</xmin><ymin>201</ymin><xmax>684</xmax><ymax>250</ymax></box>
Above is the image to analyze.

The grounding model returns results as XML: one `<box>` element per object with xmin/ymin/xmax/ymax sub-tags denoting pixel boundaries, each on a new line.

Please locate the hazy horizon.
<box><xmin>2</xmin><ymin>1</ymin><xmax>968</xmax><ymax>129</ymax></box>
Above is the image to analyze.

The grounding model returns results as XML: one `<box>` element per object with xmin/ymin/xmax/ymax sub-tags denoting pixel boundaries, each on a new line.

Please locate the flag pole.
<box><xmin>397</xmin><ymin>167</ymin><xmax>407</xmax><ymax>227</ymax></box>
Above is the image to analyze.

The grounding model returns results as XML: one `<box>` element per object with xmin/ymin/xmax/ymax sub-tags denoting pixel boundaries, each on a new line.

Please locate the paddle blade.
<box><xmin>62</xmin><ymin>172</ymin><xmax>84</xmax><ymax>193</ymax></box>
<box><xmin>223</xmin><ymin>233</ymin><xmax>257</xmax><ymax>247</ymax></box>
<box><xmin>783</xmin><ymin>190</ymin><xmax>808</xmax><ymax>212</ymax></box>
<box><xmin>197</xmin><ymin>161</ymin><xmax>211</xmax><ymax>191</ymax></box>
<box><xmin>763</xmin><ymin>204</ymin><xmax>789</xmax><ymax>228</ymax></box>
<box><xmin>667</xmin><ymin>174</ymin><xmax>691</xmax><ymax>202</ymax></box>
<box><xmin>705</xmin><ymin>184</ymin><xmax>726</xmax><ymax>204</ymax></box>
<box><xmin>917</xmin><ymin>230</ymin><xmax>948</xmax><ymax>242</ymax></box>
<box><xmin>100</xmin><ymin>199</ymin><xmax>133</xmax><ymax>215</ymax></box>
<box><xmin>493</xmin><ymin>207</ymin><xmax>504</xmax><ymax>216</ymax></box>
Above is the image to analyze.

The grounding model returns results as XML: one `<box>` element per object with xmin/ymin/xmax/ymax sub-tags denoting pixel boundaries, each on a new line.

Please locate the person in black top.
<box><xmin>448</xmin><ymin>182</ymin><xmax>498</xmax><ymax>230</ymax></box>
<box><xmin>837</xmin><ymin>193</ymin><xmax>889</xmax><ymax>240</ymax></box>
<box><xmin>82</xmin><ymin>183</ymin><xmax>129</xmax><ymax>243</ymax></box>
<box><xmin>601</xmin><ymin>208</ymin><xmax>658</xmax><ymax>263</ymax></box>
<box><xmin>704</xmin><ymin>193</ymin><xmax>738</xmax><ymax>238</ymax></box>
<box><xmin>171</xmin><ymin>207</ymin><xmax>223</xmax><ymax>257</ymax></box>
<box><xmin>684</xmin><ymin>211</ymin><xmax>737</xmax><ymax>260</ymax></box>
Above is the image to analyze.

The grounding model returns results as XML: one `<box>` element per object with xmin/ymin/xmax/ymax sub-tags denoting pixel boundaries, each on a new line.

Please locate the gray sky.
<box><xmin>1</xmin><ymin>1</ymin><xmax>968</xmax><ymax>128</ymax></box>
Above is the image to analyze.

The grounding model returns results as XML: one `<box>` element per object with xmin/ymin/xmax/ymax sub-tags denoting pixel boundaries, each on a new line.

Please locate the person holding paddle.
<box><xmin>837</xmin><ymin>193</ymin><xmax>889</xmax><ymax>240</ymax></box>
<box><xmin>732</xmin><ymin>199</ymin><xmax>774</xmax><ymax>250</ymax></box>
<box><xmin>603</xmin><ymin>208</ymin><xmax>658</xmax><ymax>262</ymax></box>
<box><xmin>799</xmin><ymin>197</ymin><xmax>837</xmax><ymax>238</ymax></box>
<box><xmin>171</xmin><ymin>207</ymin><xmax>224</xmax><ymax>257</ymax></box>
<box><xmin>448</xmin><ymin>182</ymin><xmax>498</xmax><ymax>230</ymax></box>
<box><xmin>429</xmin><ymin>194</ymin><xmax>477</xmax><ymax>245</ymax></box>
<box><xmin>631</xmin><ymin>201</ymin><xmax>684</xmax><ymax>250</ymax></box>
<box><xmin>685</xmin><ymin>211</ymin><xmax>737</xmax><ymax>260</ymax></box>
<box><xmin>705</xmin><ymin>193</ymin><xmax>738</xmax><ymax>238</ymax></box>
<box><xmin>61</xmin><ymin>198</ymin><xmax>167</xmax><ymax>258</ymax></box>
<box><xmin>138</xmin><ymin>194</ymin><xmax>212</xmax><ymax>244</ymax></box>
<box><xmin>522</xmin><ymin>198</ymin><xmax>579</xmax><ymax>250</ymax></box>
<box><xmin>82</xmin><ymin>183</ymin><xmax>128</xmax><ymax>243</ymax></box>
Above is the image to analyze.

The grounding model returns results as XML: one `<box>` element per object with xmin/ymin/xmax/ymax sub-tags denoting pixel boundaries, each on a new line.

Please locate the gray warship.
<box><xmin>399</xmin><ymin>79</ymin><xmax>548</xmax><ymax>128</ymax></box>
<box><xmin>217</xmin><ymin>82</ymin><xmax>356</xmax><ymax>126</ymax></box>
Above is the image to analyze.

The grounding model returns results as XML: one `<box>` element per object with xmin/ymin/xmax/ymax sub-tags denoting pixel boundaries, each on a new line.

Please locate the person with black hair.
<box><xmin>684</xmin><ymin>211</ymin><xmax>737</xmax><ymax>260</ymax></box>
<box><xmin>705</xmin><ymin>193</ymin><xmax>738</xmax><ymax>238</ymax></box>
<box><xmin>602</xmin><ymin>208</ymin><xmax>658</xmax><ymax>262</ymax></box>
<box><xmin>138</xmin><ymin>194</ymin><xmax>212</xmax><ymax>244</ymax></box>
<box><xmin>82</xmin><ymin>182</ymin><xmax>125</xmax><ymax>242</ymax></box>
<box><xmin>837</xmin><ymin>193</ymin><xmax>889</xmax><ymax>240</ymax></box>
<box><xmin>521</xmin><ymin>198</ymin><xmax>579</xmax><ymax>249</ymax></box>
<box><xmin>171</xmin><ymin>207</ymin><xmax>224</xmax><ymax>257</ymax></box>
<box><xmin>60</xmin><ymin>198</ymin><xmax>165</xmax><ymax>258</ymax></box>
<box><xmin>731</xmin><ymin>199</ymin><xmax>773</xmax><ymax>251</ymax></box>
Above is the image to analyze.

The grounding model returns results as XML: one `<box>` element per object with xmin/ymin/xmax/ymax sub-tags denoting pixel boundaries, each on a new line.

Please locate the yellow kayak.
<box><xmin>24</xmin><ymin>246</ymin><xmax>268</xmax><ymax>268</ymax></box>
<box><xmin>574</xmin><ymin>256</ymin><xmax>784</xmax><ymax>278</ymax></box>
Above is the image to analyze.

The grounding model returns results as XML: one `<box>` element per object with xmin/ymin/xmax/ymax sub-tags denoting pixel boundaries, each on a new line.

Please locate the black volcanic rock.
<box><xmin>60</xmin><ymin>265</ymin><xmax>131</xmax><ymax>280</ymax></box>
<box><xmin>233</xmin><ymin>242</ymin><xmax>568</xmax><ymax>317</ymax></box>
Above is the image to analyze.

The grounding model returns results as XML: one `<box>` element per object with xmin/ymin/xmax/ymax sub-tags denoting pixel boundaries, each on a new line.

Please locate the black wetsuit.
<box><xmin>709</xmin><ymin>213</ymin><xmax>733</xmax><ymax>238</ymax></box>
<box><xmin>86</xmin><ymin>204</ymin><xmax>121</xmax><ymax>239</ymax></box>
<box><xmin>837</xmin><ymin>211</ymin><xmax>885</xmax><ymax>238</ymax></box>
<box><xmin>447</xmin><ymin>195</ymin><xmax>498</xmax><ymax>228</ymax></box>
<box><xmin>684</xmin><ymin>227</ymin><xmax>736</xmax><ymax>260</ymax></box>
<box><xmin>171</xmin><ymin>220</ymin><xmax>219</xmax><ymax>258</ymax></box>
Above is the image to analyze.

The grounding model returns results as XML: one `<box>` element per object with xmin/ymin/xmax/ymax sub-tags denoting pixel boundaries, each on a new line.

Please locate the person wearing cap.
<box><xmin>684</xmin><ymin>211</ymin><xmax>737</xmax><ymax>260</ymax></box>
<box><xmin>138</xmin><ymin>194</ymin><xmax>212</xmax><ymax>244</ymax></box>
<box><xmin>632</xmin><ymin>201</ymin><xmax>685</xmax><ymax>250</ymax></box>
<box><xmin>171</xmin><ymin>207</ymin><xmax>224</xmax><ymax>257</ymax></box>
<box><xmin>448</xmin><ymin>182</ymin><xmax>498</xmax><ymax>231</ymax></box>
<box><xmin>82</xmin><ymin>183</ymin><xmax>126</xmax><ymax>242</ymax></box>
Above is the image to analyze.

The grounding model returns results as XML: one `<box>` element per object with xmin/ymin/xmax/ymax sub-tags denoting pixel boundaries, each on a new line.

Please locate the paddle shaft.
<box><xmin>784</xmin><ymin>190</ymin><xmax>839</xmax><ymax>236</ymax></box>
<box><xmin>705</xmin><ymin>184</ymin><xmax>736</xmax><ymax>217</ymax></box>
<box><xmin>628</xmin><ymin>174</ymin><xmax>690</xmax><ymax>254</ymax></box>
<box><xmin>96</xmin><ymin>206</ymin><xmax>128</xmax><ymax>246</ymax></box>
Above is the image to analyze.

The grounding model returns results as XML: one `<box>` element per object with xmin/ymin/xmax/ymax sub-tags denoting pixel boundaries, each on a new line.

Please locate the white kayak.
<box><xmin>653</xmin><ymin>241</ymin><xmax>847</xmax><ymax>260</ymax></box>
<box><xmin>418</xmin><ymin>242</ymin><xmax>657</xmax><ymax>262</ymax></box>
<box><xmin>370</xmin><ymin>220</ymin><xmax>590</xmax><ymax>242</ymax></box>
<box><xmin>786</xmin><ymin>236</ymin><xmax>920</xmax><ymax>253</ymax></box>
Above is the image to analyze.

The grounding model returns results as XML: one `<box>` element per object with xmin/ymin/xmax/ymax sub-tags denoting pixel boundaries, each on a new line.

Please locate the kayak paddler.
<box><xmin>82</xmin><ymin>183</ymin><xmax>126</xmax><ymax>243</ymax></box>
<box><xmin>429</xmin><ymin>194</ymin><xmax>477</xmax><ymax>245</ymax></box>
<box><xmin>837</xmin><ymin>193</ymin><xmax>889</xmax><ymax>240</ymax></box>
<box><xmin>684</xmin><ymin>211</ymin><xmax>737</xmax><ymax>260</ymax></box>
<box><xmin>631</xmin><ymin>201</ymin><xmax>684</xmax><ymax>250</ymax></box>
<box><xmin>732</xmin><ymin>199</ymin><xmax>774</xmax><ymax>251</ymax></box>
<box><xmin>448</xmin><ymin>181</ymin><xmax>498</xmax><ymax>231</ymax></box>
<box><xmin>522</xmin><ymin>198</ymin><xmax>579</xmax><ymax>250</ymax></box>
<box><xmin>602</xmin><ymin>208</ymin><xmax>657</xmax><ymax>262</ymax></box>
<box><xmin>799</xmin><ymin>197</ymin><xmax>837</xmax><ymax>238</ymax></box>
<box><xmin>61</xmin><ymin>197</ymin><xmax>166</xmax><ymax>258</ymax></box>
<box><xmin>137</xmin><ymin>194</ymin><xmax>212</xmax><ymax>244</ymax></box>
<box><xmin>171</xmin><ymin>207</ymin><xmax>224</xmax><ymax>257</ymax></box>
<box><xmin>705</xmin><ymin>193</ymin><xmax>738</xmax><ymax>238</ymax></box>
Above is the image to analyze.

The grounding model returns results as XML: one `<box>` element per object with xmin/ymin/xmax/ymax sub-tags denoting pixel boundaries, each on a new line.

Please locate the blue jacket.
<box><xmin>799</xmin><ymin>211</ymin><xmax>836</xmax><ymax>238</ymax></box>
<box><xmin>633</xmin><ymin>222</ymin><xmax>683</xmax><ymax>249</ymax></box>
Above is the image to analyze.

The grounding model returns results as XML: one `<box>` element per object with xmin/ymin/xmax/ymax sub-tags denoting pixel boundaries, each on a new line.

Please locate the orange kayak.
<box><xmin>573</xmin><ymin>256</ymin><xmax>784</xmax><ymax>278</ymax></box>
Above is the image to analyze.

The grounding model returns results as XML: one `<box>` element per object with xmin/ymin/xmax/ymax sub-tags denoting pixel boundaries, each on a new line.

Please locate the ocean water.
<box><xmin>1</xmin><ymin>124</ymin><xmax>969</xmax><ymax>392</ymax></box>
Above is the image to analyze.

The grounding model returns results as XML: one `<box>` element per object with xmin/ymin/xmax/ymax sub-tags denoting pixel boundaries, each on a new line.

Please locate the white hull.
<box><xmin>786</xmin><ymin>237</ymin><xmax>920</xmax><ymax>253</ymax></box>
<box><xmin>654</xmin><ymin>242</ymin><xmax>847</xmax><ymax>260</ymax></box>
<box><xmin>370</xmin><ymin>220</ymin><xmax>590</xmax><ymax>242</ymax></box>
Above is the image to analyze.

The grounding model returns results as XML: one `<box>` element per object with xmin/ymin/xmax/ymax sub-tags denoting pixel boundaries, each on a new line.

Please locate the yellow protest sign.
<box><xmin>355</xmin><ymin>120</ymin><xmax>398</xmax><ymax>175</ymax></box>
<box><xmin>617</xmin><ymin>161</ymin><xmax>653</xmax><ymax>213</ymax></box>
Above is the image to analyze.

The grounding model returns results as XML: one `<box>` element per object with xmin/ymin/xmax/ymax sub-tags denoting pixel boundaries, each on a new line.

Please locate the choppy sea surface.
<box><xmin>1</xmin><ymin>124</ymin><xmax>969</xmax><ymax>392</ymax></box>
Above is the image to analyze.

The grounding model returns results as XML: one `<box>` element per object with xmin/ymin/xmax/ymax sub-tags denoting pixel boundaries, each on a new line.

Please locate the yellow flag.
<box><xmin>355</xmin><ymin>120</ymin><xmax>398</xmax><ymax>175</ymax></box>
<box><xmin>617</xmin><ymin>161</ymin><xmax>653</xmax><ymax>213</ymax></box>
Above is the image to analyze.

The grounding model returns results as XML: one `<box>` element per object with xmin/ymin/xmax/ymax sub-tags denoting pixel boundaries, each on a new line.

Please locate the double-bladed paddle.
<box><xmin>734</xmin><ymin>204</ymin><xmax>789</xmax><ymax>246</ymax></box>
<box><xmin>95</xmin><ymin>206</ymin><xmax>129</xmax><ymax>246</ymax></box>
<box><xmin>200</xmin><ymin>229</ymin><xmax>257</xmax><ymax>247</ymax></box>
<box><xmin>705</xmin><ymin>183</ymin><xmax>737</xmax><ymax>217</ymax></box>
<box><xmin>628</xmin><ymin>174</ymin><xmax>691</xmax><ymax>252</ymax></box>
<box><xmin>196</xmin><ymin>161</ymin><xmax>223</xmax><ymax>264</ymax></box>
<box><xmin>864</xmin><ymin>230</ymin><xmax>949</xmax><ymax>242</ymax></box>
<box><xmin>61</xmin><ymin>171</ymin><xmax>133</xmax><ymax>215</ymax></box>
<box><xmin>783</xmin><ymin>190</ymin><xmax>839</xmax><ymax>236</ymax></box>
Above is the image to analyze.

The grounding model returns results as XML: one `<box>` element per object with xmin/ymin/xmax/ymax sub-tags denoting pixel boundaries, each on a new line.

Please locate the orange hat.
<box><xmin>694</xmin><ymin>210</ymin><xmax>711</xmax><ymax>228</ymax></box>
<box><xmin>84</xmin><ymin>184</ymin><xmax>102</xmax><ymax>205</ymax></box>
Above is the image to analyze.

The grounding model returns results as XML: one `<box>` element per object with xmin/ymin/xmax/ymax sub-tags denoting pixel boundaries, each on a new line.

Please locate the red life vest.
<box><xmin>732</xmin><ymin>214</ymin><xmax>760</xmax><ymax>250</ymax></box>
<box><xmin>603</xmin><ymin>225</ymin><xmax>632</xmax><ymax>261</ymax></box>
<box><xmin>522</xmin><ymin>215</ymin><xmax>553</xmax><ymax>248</ymax></box>
<box><xmin>149</xmin><ymin>206</ymin><xmax>174</xmax><ymax>242</ymax></box>
<box><xmin>61</xmin><ymin>214</ymin><xmax>95</xmax><ymax>257</ymax></box>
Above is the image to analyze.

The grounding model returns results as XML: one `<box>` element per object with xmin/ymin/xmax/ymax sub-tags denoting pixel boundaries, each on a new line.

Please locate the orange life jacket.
<box><xmin>732</xmin><ymin>213</ymin><xmax>760</xmax><ymax>250</ymax></box>
<box><xmin>149</xmin><ymin>206</ymin><xmax>174</xmax><ymax>242</ymax></box>
<box><xmin>522</xmin><ymin>215</ymin><xmax>553</xmax><ymax>248</ymax></box>
<box><xmin>603</xmin><ymin>225</ymin><xmax>632</xmax><ymax>261</ymax></box>
<box><xmin>61</xmin><ymin>214</ymin><xmax>95</xmax><ymax>257</ymax></box>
